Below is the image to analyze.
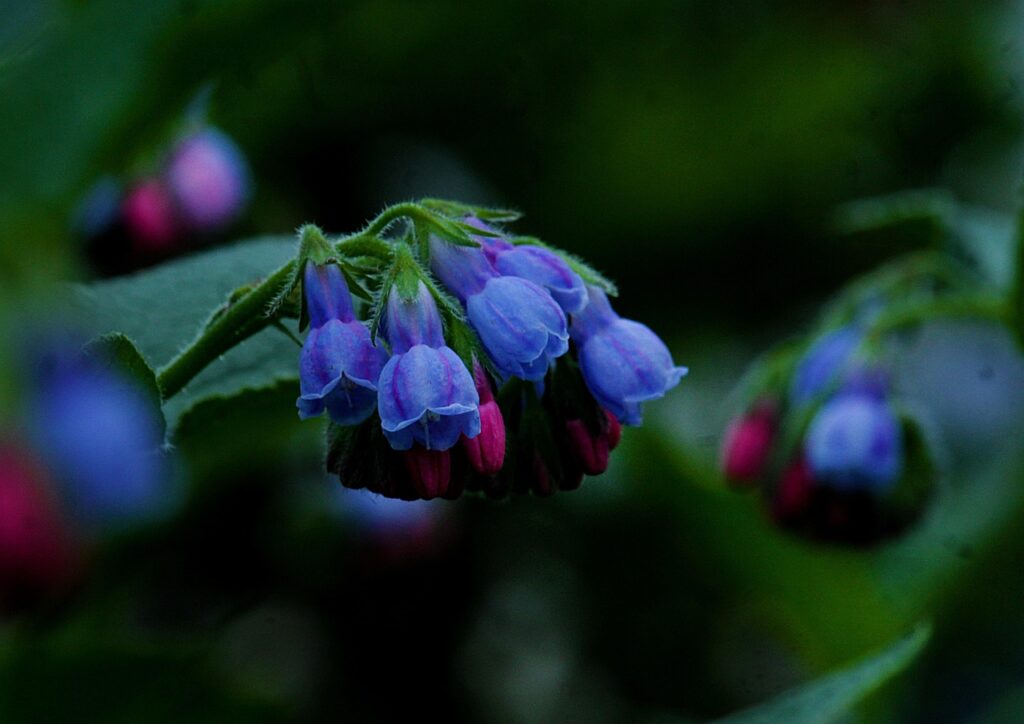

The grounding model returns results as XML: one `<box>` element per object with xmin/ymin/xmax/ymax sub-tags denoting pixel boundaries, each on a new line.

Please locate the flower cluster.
<box><xmin>721</xmin><ymin>323</ymin><xmax>930</xmax><ymax>544</ymax></box>
<box><xmin>74</xmin><ymin>125</ymin><xmax>250</xmax><ymax>270</ymax></box>
<box><xmin>296</xmin><ymin>210</ymin><xmax>686</xmax><ymax>501</ymax></box>
<box><xmin>0</xmin><ymin>337</ymin><xmax>173</xmax><ymax>609</ymax></box>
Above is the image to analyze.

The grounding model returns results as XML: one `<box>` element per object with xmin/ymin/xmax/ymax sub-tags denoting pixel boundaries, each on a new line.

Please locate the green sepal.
<box><xmin>510</xmin><ymin>235</ymin><xmax>618</xmax><ymax>297</ymax></box>
<box><xmin>83</xmin><ymin>332</ymin><xmax>166</xmax><ymax>439</ymax></box>
<box><xmin>419</xmin><ymin>197</ymin><xmax>523</xmax><ymax>224</ymax></box>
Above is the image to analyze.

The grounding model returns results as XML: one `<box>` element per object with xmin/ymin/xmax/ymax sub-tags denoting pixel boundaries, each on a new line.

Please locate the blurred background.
<box><xmin>2</xmin><ymin>0</ymin><xmax>1024</xmax><ymax>721</ymax></box>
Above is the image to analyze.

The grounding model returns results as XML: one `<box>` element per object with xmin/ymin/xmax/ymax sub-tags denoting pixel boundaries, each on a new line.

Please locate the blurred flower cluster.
<box><xmin>0</xmin><ymin>334</ymin><xmax>173</xmax><ymax>610</ymax></box>
<box><xmin>74</xmin><ymin>125</ymin><xmax>250</xmax><ymax>273</ymax></box>
<box><xmin>721</xmin><ymin>317</ymin><xmax>933</xmax><ymax>545</ymax></box>
<box><xmin>298</xmin><ymin>212</ymin><xmax>686</xmax><ymax>501</ymax></box>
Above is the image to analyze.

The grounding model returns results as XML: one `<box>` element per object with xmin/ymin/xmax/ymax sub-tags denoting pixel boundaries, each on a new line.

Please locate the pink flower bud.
<box><xmin>0</xmin><ymin>444</ymin><xmax>77</xmax><ymax>610</ymax></box>
<box><xmin>462</xmin><ymin>399</ymin><xmax>506</xmax><ymax>475</ymax></box>
<box><xmin>402</xmin><ymin>448</ymin><xmax>451</xmax><ymax>500</ymax></box>
<box><xmin>121</xmin><ymin>179</ymin><xmax>178</xmax><ymax>251</ymax></box>
<box><xmin>460</xmin><ymin>363</ymin><xmax>506</xmax><ymax>474</ymax></box>
<box><xmin>721</xmin><ymin>404</ymin><xmax>776</xmax><ymax>486</ymax></box>
<box><xmin>773</xmin><ymin>456</ymin><xmax>814</xmax><ymax>522</ymax></box>
<box><xmin>565</xmin><ymin>418</ymin><xmax>610</xmax><ymax>475</ymax></box>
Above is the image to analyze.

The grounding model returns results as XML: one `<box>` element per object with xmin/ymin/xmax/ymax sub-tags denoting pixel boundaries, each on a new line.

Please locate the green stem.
<box><xmin>154</xmin><ymin>206</ymin><xmax>440</xmax><ymax>401</ymax></box>
<box><xmin>156</xmin><ymin>259</ymin><xmax>296</xmax><ymax>400</ymax></box>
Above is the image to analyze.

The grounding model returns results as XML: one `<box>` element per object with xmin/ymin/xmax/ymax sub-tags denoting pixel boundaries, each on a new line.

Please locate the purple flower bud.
<box><xmin>402</xmin><ymin>447</ymin><xmax>451</xmax><ymax>500</ymax></box>
<box><xmin>720</xmin><ymin>402</ymin><xmax>776</xmax><ymax>486</ymax></box>
<box><xmin>806</xmin><ymin>393</ymin><xmax>903</xmax><ymax>491</ymax></box>
<box><xmin>570</xmin><ymin>286</ymin><xmax>687</xmax><ymax>425</ymax></box>
<box><xmin>0</xmin><ymin>443</ymin><xmax>78</xmax><ymax>610</ymax></box>
<box><xmin>121</xmin><ymin>179</ymin><xmax>178</xmax><ymax>250</ymax></box>
<box><xmin>430</xmin><ymin>236</ymin><xmax>569</xmax><ymax>381</ymax></box>
<box><xmin>28</xmin><ymin>351</ymin><xmax>171</xmax><ymax>527</ymax></box>
<box><xmin>791</xmin><ymin>326</ymin><xmax>862</xmax><ymax>404</ymax></box>
<box><xmin>378</xmin><ymin>282</ymin><xmax>481</xmax><ymax>451</ymax></box>
<box><xmin>462</xmin><ymin>217</ymin><xmax>587</xmax><ymax>314</ymax></box>
<box><xmin>297</xmin><ymin>263</ymin><xmax>388</xmax><ymax>425</ymax></box>
<box><xmin>460</xmin><ymin>363</ymin><xmax>506</xmax><ymax>475</ymax></box>
<box><xmin>165</xmin><ymin>128</ymin><xmax>250</xmax><ymax>232</ymax></box>
<box><xmin>492</xmin><ymin>245</ymin><xmax>588</xmax><ymax>314</ymax></box>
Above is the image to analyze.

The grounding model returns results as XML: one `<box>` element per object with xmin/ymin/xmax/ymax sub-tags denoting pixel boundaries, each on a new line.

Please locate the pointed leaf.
<box><xmin>72</xmin><ymin>237</ymin><xmax>298</xmax><ymax>425</ymax></box>
<box><xmin>715</xmin><ymin>623</ymin><xmax>931</xmax><ymax>724</ymax></box>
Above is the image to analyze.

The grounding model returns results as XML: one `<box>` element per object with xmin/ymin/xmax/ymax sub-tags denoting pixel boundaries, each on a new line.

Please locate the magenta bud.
<box><xmin>121</xmin><ymin>179</ymin><xmax>178</xmax><ymax>251</ymax></box>
<box><xmin>462</xmin><ymin>399</ymin><xmax>506</xmax><ymax>475</ymax></box>
<box><xmin>773</xmin><ymin>456</ymin><xmax>814</xmax><ymax>522</ymax></box>
<box><xmin>402</xmin><ymin>447</ymin><xmax>451</xmax><ymax>500</ymax></box>
<box><xmin>565</xmin><ymin>418</ymin><xmax>610</xmax><ymax>476</ymax></box>
<box><xmin>721</xmin><ymin>404</ymin><xmax>776</xmax><ymax>486</ymax></box>
<box><xmin>604</xmin><ymin>410</ymin><xmax>622</xmax><ymax>450</ymax></box>
<box><xmin>0</xmin><ymin>445</ymin><xmax>77</xmax><ymax>609</ymax></box>
<box><xmin>461</xmin><ymin>363</ymin><xmax>506</xmax><ymax>474</ymax></box>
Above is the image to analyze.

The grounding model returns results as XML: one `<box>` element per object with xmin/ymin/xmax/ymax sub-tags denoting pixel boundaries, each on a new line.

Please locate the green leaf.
<box><xmin>715</xmin><ymin>623</ymin><xmax>931</xmax><ymax>724</ymax></box>
<box><xmin>72</xmin><ymin>237</ymin><xmax>298</xmax><ymax>426</ymax></box>
<box><xmin>419</xmin><ymin>198</ymin><xmax>523</xmax><ymax>223</ymax></box>
<box><xmin>83</xmin><ymin>332</ymin><xmax>166</xmax><ymax>439</ymax></box>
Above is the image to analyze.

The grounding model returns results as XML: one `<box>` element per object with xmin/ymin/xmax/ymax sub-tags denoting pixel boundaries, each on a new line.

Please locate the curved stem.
<box><xmin>156</xmin><ymin>259</ymin><xmax>296</xmax><ymax>400</ymax></box>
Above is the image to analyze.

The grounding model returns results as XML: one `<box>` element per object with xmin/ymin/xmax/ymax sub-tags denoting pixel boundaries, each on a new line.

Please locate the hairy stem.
<box><xmin>156</xmin><ymin>260</ymin><xmax>296</xmax><ymax>400</ymax></box>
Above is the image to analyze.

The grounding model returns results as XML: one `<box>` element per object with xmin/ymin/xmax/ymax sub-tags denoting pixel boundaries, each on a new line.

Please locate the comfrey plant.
<box><xmin>141</xmin><ymin>200</ymin><xmax>684</xmax><ymax>502</ymax></box>
<box><xmin>718</xmin><ymin>247</ymin><xmax>1013</xmax><ymax>544</ymax></box>
<box><xmin>290</xmin><ymin>204</ymin><xmax>685</xmax><ymax>500</ymax></box>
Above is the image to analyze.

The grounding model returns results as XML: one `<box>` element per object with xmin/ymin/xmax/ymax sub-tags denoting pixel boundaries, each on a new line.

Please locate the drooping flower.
<box><xmin>569</xmin><ymin>286</ymin><xmax>687</xmax><ymax>425</ymax></box>
<box><xmin>805</xmin><ymin>391</ymin><xmax>903</xmax><ymax>491</ymax></box>
<box><xmin>429</xmin><ymin>235</ymin><xmax>569</xmax><ymax>381</ymax></box>
<box><xmin>165</xmin><ymin>128</ymin><xmax>250</xmax><ymax>232</ymax></box>
<box><xmin>297</xmin><ymin>262</ymin><xmax>389</xmax><ymax>425</ymax></box>
<box><xmin>466</xmin><ymin>217</ymin><xmax>588</xmax><ymax>315</ymax></box>
<box><xmin>790</xmin><ymin>326</ymin><xmax>862</xmax><ymax>404</ymax></box>
<box><xmin>377</xmin><ymin>280</ymin><xmax>481</xmax><ymax>451</ymax></box>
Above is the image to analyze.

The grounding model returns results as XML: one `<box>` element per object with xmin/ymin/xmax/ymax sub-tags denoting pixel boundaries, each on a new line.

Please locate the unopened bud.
<box><xmin>565</xmin><ymin>418</ymin><xmax>610</xmax><ymax>475</ymax></box>
<box><xmin>773</xmin><ymin>456</ymin><xmax>815</xmax><ymax>522</ymax></box>
<box><xmin>721</xmin><ymin>403</ymin><xmax>776</xmax><ymax>486</ymax></box>
<box><xmin>402</xmin><ymin>447</ymin><xmax>451</xmax><ymax>500</ymax></box>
